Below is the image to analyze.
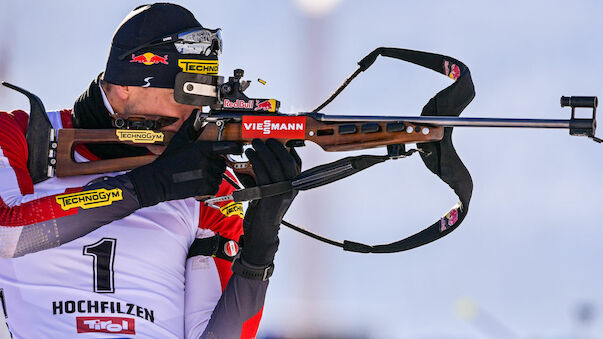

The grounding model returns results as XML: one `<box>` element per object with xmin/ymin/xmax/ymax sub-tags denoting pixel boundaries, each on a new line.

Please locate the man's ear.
<box><xmin>102</xmin><ymin>82</ymin><xmax>129</xmax><ymax>114</ymax></box>
<box><xmin>108</xmin><ymin>83</ymin><xmax>130</xmax><ymax>101</ymax></box>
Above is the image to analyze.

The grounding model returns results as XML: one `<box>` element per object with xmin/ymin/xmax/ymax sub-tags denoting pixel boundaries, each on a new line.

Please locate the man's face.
<box><xmin>121</xmin><ymin>86</ymin><xmax>199</xmax><ymax>154</ymax></box>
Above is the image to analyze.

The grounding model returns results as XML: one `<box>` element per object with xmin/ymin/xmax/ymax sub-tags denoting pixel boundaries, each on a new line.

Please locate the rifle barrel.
<box><xmin>308</xmin><ymin>114</ymin><xmax>572</xmax><ymax>129</ymax></box>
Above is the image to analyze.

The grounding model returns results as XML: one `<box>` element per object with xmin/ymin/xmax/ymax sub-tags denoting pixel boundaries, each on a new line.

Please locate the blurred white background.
<box><xmin>0</xmin><ymin>1</ymin><xmax>601</xmax><ymax>338</ymax></box>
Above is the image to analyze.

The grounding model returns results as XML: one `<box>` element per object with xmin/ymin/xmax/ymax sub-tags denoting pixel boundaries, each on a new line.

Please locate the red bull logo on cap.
<box><xmin>130</xmin><ymin>53</ymin><xmax>169</xmax><ymax>65</ymax></box>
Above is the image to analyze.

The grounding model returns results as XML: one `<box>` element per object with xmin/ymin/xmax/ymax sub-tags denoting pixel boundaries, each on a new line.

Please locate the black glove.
<box><xmin>126</xmin><ymin>112</ymin><xmax>241</xmax><ymax>208</ymax></box>
<box><xmin>239</xmin><ymin>139</ymin><xmax>301</xmax><ymax>267</ymax></box>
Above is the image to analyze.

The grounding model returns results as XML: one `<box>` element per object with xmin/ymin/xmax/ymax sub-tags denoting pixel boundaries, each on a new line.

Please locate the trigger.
<box><xmin>225</xmin><ymin>155</ymin><xmax>254</xmax><ymax>178</ymax></box>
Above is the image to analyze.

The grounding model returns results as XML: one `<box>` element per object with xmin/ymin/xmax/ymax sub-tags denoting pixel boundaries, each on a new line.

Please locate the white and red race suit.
<box><xmin>0</xmin><ymin>108</ymin><xmax>265</xmax><ymax>338</ymax></box>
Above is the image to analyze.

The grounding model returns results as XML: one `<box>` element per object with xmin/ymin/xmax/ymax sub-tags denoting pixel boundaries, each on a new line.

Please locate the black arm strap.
<box><xmin>231</xmin><ymin>154</ymin><xmax>389</xmax><ymax>201</ymax></box>
<box><xmin>187</xmin><ymin>234</ymin><xmax>240</xmax><ymax>261</ymax></box>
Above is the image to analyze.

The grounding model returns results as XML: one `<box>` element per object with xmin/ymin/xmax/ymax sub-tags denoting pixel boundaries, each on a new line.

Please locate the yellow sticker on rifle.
<box><xmin>219</xmin><ymin>202</ymin><xmax>244</xmax><ymax>219</ymax></box>
<box><xmin>116</xmin><ymin>130</ymin><xmax>164</xmax><ymax>143</ymax></box>
<box><xmin>55</xmin><ymin>189</ymin><xmax>123</xmax><ymax>211</ymax></box>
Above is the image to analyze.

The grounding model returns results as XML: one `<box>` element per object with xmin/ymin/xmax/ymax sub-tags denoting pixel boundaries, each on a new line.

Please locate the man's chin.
<box><xmin>147</xmin><ymin>144</ymin><xmax>167</xmax><ymax>155</ymax></box>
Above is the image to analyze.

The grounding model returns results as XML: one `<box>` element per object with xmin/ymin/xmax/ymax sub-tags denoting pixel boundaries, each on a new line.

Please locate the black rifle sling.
<box><xmin>345</xmin><ymin>47</ymin><xmax>475</xmax><ymax>253</ymax></box>
<box><xmin>225</xmin><ymin>47</ymin><xmax>475</xmax><ymax>254</ymax></box>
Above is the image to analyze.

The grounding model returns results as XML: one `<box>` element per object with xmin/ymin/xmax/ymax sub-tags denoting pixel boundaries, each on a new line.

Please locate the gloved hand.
<box><xmin>126</xmin><ymin>111</ymin><xmax>241</xmax><ymax>208</ymax></box>
<box><xmin>240</xmin><ymin>138</ymin><xmax>301</xmax><ymax>267</ymax></box>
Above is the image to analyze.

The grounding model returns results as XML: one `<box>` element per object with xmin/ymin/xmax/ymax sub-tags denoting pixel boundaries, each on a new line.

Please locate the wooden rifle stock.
<box><xmin>198</xmin><ymin>117</ymin><xmax>443</xmax><ymax>151</ymax></box>
<box><xmin>55</xmin><ymin>128</ymin><xmax>167</xmax><ymax>177</ymax></box>
<box><xmin>55</xmin><ymin>114</ymin><xmax>443</xmax><ymax>177</ymax></box>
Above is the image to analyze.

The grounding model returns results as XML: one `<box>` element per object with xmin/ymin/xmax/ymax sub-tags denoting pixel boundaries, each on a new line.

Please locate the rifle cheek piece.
<box><xmin>174</xmin><ymin>69</ymin><xmax>279</xmax><ymax>113</ymax></box>
<box><xmin>174</xmin><ymin>72</ymin><xmax>224</xmax><ymax>107</ymax></box>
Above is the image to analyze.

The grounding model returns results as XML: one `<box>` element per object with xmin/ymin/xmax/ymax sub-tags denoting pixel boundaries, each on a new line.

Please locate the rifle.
<box><xmin>3</xmin><ymin>48</ymin><xmax>599</xmax><ymax>254</ymax></box>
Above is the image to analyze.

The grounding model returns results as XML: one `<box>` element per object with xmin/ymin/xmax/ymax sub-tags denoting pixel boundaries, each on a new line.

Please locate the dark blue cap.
<box><xmin>103</xmin><ymin>3</ymin><xmax>217</xmax><ymax>88</ymax></box>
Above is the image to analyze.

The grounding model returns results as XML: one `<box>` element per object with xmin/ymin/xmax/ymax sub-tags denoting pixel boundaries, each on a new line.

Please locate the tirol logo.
<box><xmin>439</xmin><ymin>207</ymin><xmax>459</xmax><ymax>232</ymax></box>
<box><xmin>254</xmin><ymin>99</ymin><xmax>277</xmax><ymax>112</ymax></box>
<box><xmin>224</xmin><ymin>240</ymin><xmax>239</xmax><ymax>257</ymax></box>
<box><xmin>444</xmin><ymin>60</ymin><xmax>461</xmax><ymax>81</ymax></box>
<box><xmin>76</xmin><ymin>316</ymin><xmax>135</xmax><ymax>334</ymax></box>
<box><xmin>219</xmin><ymin>201</ymin><xmax>244</xmax><ymax>219</ymax></box>
<box><xmin>116</xmin><ymin>130</ymin><xmax>164</xmax><ymax>143</ymax></box>
<box><xmin>178</xmin><ymin>59</ymin><xmax>219</xmax><ymax>75</ymax></box>
<box><xmin>130</xmin><ymin>53</ymin><xmax>168</xmax><ymax>65</ymax></box>
<box><xmin>242</xmin><ymin>116</ymin><xmax>306</xmax><ymax>139</ymax></box>
<box><xmin>55</xmin><ymin>189</ymin><xmax>123</xmax><ymax>211</ymax></box>
<box><xmin>223</xmin><ymin>99</ymin><xmax>254</xmax><ymax>109</ymax></box>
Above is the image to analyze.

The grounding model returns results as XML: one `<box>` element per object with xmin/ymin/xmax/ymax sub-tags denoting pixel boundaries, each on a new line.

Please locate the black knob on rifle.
<box><xmin>234</xmin><ymin>69</ymin><xmax>244</xmax><ymax>79</ymax></box>
<box><xmin>561</xmin><ymin>96</ymin><xmax>598</xmax><ymax>108</ymax></box>
<box><xmin>113</xmin><ymin>118</ymin><xmax>124</xmax><ymax>128</ymax></box>
<box><xmin>220</xmin><ymin>84</ymin><xmax>232</xmax><ymax>95</ymax></box>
